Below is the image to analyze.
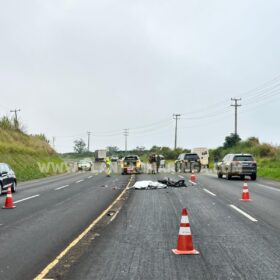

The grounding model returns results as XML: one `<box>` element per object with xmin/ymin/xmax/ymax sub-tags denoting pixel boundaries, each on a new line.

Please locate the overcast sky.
<box><xmin>0</xmin><ymin>0</ymin><xmax>279</xmax><ymax>153</ymax></box>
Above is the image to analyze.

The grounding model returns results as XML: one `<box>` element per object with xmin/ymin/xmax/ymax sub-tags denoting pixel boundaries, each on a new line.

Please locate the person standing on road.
<box><xmin>156</xmin><ymin>154</ymin><xmax>161</xmax><ymax>173</ymax></box>
<box><xmin>149</xmin><ymin>154</ymin><xmax>157</xmax><ymax>174</ymax></box>
<box><xmin>105</xmin><ymin>157</ymin><xmax>112</xmax><ymax>177</ymax></box>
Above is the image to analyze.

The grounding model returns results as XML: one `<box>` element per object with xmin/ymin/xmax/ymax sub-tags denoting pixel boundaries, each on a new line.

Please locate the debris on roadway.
<box><xmin>158</xmin><ymin>178</ymin><xmax>187</xmax><ymax>188</ymax></box>
<box><xmin>133</xmin><ymin>178</ymin><xmax>188</xmax><ymax>190</ymax></box>
<box><xmin>132</xmin><ymin>181</ymin><xmax>167</xmax><ymax>190</ymax></box>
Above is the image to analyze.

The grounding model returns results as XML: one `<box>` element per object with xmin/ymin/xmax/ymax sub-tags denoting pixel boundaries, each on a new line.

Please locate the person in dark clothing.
<box><xmin>156</xmin><ymin>155</ymin><xmax>161</xmax><ymax>173</ymax></box>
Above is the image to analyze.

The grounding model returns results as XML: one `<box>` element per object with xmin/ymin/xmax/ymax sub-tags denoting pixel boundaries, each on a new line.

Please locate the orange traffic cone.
<box><xmin>190</xmin><ymin>170</ymin><xmax>196</xmax><ymax>183</ymax></box>
<box><xmin>2</xmin><ymin>186</ymin><xmax>16</xmax><ymax>209</ymax></box>
<box><xmin>172</xmin><ymin>208</ymin><xmax>199</xmax><ymax>255</ymax></box>
<box><xmin>240</xmin><ymin>181</ymin><xmax>251</xmax><ymax>201</ymax></box>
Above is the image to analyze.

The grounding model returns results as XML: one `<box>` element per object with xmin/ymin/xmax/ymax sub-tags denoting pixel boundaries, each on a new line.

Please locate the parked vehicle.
<box><xmin>121</xmin><ymin>155</ymin><xmax>142</xmax><ymax>174</ymax></box>
<box><xmin>175</xmin><ymin>153</ymin><xmax>201</xmax><ymax>173</ymax></box>
<box><xmin>111</xmin><ymin>156</ymin><xmax>119</xmax><ymax>162</ymax></box>
<box><xmin>0</xmin><ymin>163</ymin><xmax>17</xmax><ymax>194</ymax></box>
<box><xmin>216</xmin><ymin>153</ymin><xmax>257</xmax><ymax>180</ymax></box>
<box><xmin>191</xmin><ymin>147</ymin><xmax>209</xmax><ymax>168</ymax></box>
<box><xmin>95</xmin><ymin>149</ymin><xmax>107</xmax><ymax>162</ymax></box>
<box><xmin>77</xmin><ymin>159</ymin><xmax>92</xmax><ymax>171</ymax></box>
<box><xmin>159</xmin><ymin>155</ymin><xmax>165</xmax><ymax>168</ymax></box>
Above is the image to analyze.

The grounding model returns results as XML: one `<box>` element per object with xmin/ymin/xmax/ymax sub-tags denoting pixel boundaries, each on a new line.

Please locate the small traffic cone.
<box><xmin>190</xmin><ymin>170</ymin><xmax>196</xmax><ymax>183</ymax></box>
<box><xmin>2</xmin><ymin>186</ymin><xmax>16</xmax><ymax>209</ymax></box>
<box><xmin>240</xmin><ymin>181</ymin><xmax>251</xmax><ymax>201</ymax></box>
<box><xmin>172</xmin><ymin>208</ymin><xmax>199</xmax><ymax>255</ymax></box>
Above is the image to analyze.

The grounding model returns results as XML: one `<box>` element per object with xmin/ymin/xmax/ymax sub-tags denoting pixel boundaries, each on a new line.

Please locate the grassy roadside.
<box><xmin>0</xmin><ymin>128</ymin><xmax>67</xmax><ymax>182</ymax></box>
<box><xmin>257</xmin><ymin>158</ymin><xmax>280</xmax><ymax>181</ymax></box>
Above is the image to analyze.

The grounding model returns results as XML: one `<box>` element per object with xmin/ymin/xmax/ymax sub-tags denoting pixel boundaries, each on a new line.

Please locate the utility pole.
<box><xmin>123</xmin><ymin>129</ymin><xmax>129</xmax><ymax>153</ymax></box>
<box><xmin>87</xmin><ymin>131</ymin><xmax>91</xmax><ymax>151</ymax></box>
<box><xmin>10</xmin><ymin>108</ymin><xmax>21</xmax><ymax>128</ymax></box>
<box><xmin>52</xmin><ymin>137</ymin><xmax>55</xmax><ymax>149</ymax></box>
<box><xmin>173</xmin><ymin>114</ymin><xmax>181</xmax><ymax>149</ymax></box>
<box><xmin>231</xmin><ymin>98</ymin><xmax>242</xmax><ymax>135</ymax></box>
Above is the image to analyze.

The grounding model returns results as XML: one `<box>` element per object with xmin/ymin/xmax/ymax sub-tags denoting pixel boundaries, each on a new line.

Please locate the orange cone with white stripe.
<box><xmin>190</xmin><ymin>170</ymin><xmax>196</xmax><ymax>183</ymax></box>
<box><xmin>172</xmin><ymin>208</ymin><xmax>199</xmax><ymax>255</ymax></box>
<box><xmin>241</xmin><ymin>181</ymin><xmax>251</xmax><ymax>201</ymax></box>
<box><xmin>2</xmin><ymin>185</ymin><xmax>16</xmax><ymax>209</ymax></box>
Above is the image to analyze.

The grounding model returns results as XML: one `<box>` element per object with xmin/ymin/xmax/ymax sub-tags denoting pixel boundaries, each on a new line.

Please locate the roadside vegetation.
<box><xmin>0</xmin><ymin>116</ymin><xmax>66</xmax><ymax>182</ymax></box>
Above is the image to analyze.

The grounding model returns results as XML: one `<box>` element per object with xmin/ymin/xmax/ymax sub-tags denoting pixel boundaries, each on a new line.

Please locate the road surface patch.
<box><xmin>34</xmin><ymin>175</ymin><xmax>134</xmax><ymax>280</ymax></box>
<box><xmin>14</xmin><ymin>195</ymin><xmax>40</xmax><ymax>204</ymax></box>
<box><xmin>229</xmin><ymin>205</ymin><xmax>258</xmax><ymax>222</ymax></box>
<box><xmin>256</xmin><ymin>183</ymin><xmax>280</xmax><ymax>192</ymax></box>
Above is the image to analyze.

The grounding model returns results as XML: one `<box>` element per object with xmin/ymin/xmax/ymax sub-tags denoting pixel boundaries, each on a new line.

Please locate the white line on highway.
<box><xmin>55</xmin><ymin>185</ymin><xmax>70</xmax><ymax>191</ymax></box>
<box><xmin>76</xmin><ymin>180</ymin><xmax>84</xmax><ymax>183</ymax></box>
<box><xmin>229</xmin><ymin>205</ymin><xmax>258</xmax><ymax>222</ymax></box>
<box><xmin>179</xmin><ymin>175</ymin><xmax>184</xmax><ymax>179</ymax></box>
<box><xmin>14</xmin><ymin>195</ymin><xmax>40</xmax><ymax>204</ymax></box>
<box><xmin>188</xmin><ymin>180</ymin><xmax>197</xmax><ymax>185</ymax></box>
<box><xmin>203</xmin><ymin>188</ymin><xmax>216</xmax><ymax>196</ymax></box>
<box><xmin>108</xmin><ymin>210</ymin><xmax>120</xmax><ymax>224</ymax></box>
<box><xmin>256</xmin><ymin>183</ymin><xmax>280</xmax><ymax>192</ymax></box>
<box><xmin>88</xmin><ymin>176</ymin><xmax>93</xmax><ymax>179</ymax></box>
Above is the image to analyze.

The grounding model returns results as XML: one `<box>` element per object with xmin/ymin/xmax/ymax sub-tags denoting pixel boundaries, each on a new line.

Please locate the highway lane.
<box><xmin>197</xmin><ymin>173</ymin><xmax>280</xmax><ymax>231</ymax></box>
<box><xmin>0</xmin><ymin>172</ymin><xmax>130</xmax><ymax>280</ymax></box>
<box><xmin>63</xmin><ymin>173</ymin><xmax>280</xmax><ymax>280</ymax></box>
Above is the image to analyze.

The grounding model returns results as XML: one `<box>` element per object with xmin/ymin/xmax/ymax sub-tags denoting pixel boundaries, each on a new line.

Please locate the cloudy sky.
<box><xmin>0</xmin><ymin>0</ymin><xmax>279</xmax><ymax>152</ymax></box>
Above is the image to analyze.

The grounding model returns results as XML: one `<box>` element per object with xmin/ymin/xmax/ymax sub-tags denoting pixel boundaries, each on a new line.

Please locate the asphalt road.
<box><xmin>0</xmin><ymin>171</ymin><xmax>130</xmax><ymax>280</ymax></box>
<box><xmin>62</xmin><ymin>172</ymin><xmax>280</xmax><ymax>280</ymax></box>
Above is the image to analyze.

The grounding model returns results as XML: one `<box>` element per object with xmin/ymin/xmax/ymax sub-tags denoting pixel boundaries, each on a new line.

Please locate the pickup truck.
<box><xmin>121</xmin><ymin>155</ymin><xmax>142</xmax><ymax>174</ymax></box>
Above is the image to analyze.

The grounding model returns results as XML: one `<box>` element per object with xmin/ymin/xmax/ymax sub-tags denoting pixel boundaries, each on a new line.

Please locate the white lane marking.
<box><xmin>14</xmin><ymin>195</ymin><xmax>40</xmax><ymax>204</ymax></box>
<box><xmin>76</xmin><ymin>180</ymin><xmax>84</xmax><ymax>183</ymax></box>
<box><xmin>88</xmin><ymin>176</ymin><xmax>93</xmax><ymax>179</ymax></box>
<box><xmin>189</xmin><ymin>180</ymin><xmax>197</xmax><ymax>185</ymax></box>
<box><xmin>179</xmin><ymin>175</ymin><xmax>184</xmax><ymax>179</ymax></box>
<box><xmin>203</xmin><ymin>188</ymin><xmax>216</xmax><ymax>197</ymax></box>
<box><xmin>229</xmin><ymin>205</ymin><xmax>258</xmax><ymax>222</ymax></box>
<box><xmin>256</xmin><ymin>183</ymin><xmax>280</xmax><ymax>192</ymax></box>
<box><xmin>108</xmin><ymin>210</ymin><xmax>120</xmax><ymax>224</ymax></box>
<box><xmin>55</xmin><ymin>185</ymin><xmax>70</xmax><ymax>191</ymax></box>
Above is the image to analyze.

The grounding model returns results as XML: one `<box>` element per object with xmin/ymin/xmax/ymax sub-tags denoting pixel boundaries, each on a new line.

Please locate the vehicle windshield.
<box><xmin>185</xmin><ymin>154</ymin><xmax>199</xmax><ymax>160</ymax></box>
<box><xmin>124</xmin><ymin>156</ymin><xmax>138</xmax><ymax>161</ymax></box>
<box><xmin>233</xmin><ymin>155</ymin><xmax>254</xmax><ymax>161</ymax></box>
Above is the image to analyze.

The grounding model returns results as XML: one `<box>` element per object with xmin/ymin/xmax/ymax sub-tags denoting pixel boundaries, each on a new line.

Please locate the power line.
<box><xmin>10</xmin><ymin>108</ymin><xmax>21</xmax><ymax>128</ymax></box>
<box><xmin>231</xmin><ymin>98</ymin><xmax>241</xmax><ymax>135</ymax></box>
<box><xmin>173</xmin><ymin>114</ymin><xmax>181</xmax><ymax>149</ymax></box>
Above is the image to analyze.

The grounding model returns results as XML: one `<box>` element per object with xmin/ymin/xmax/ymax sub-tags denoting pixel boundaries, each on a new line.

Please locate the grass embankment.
<box><xmin>210</xmin><ymin>137</ymin><xmax>280</xmax><ymax>181</ymax></box>
<box><xmin>0</xmin><ymin>128</ymin><xmax>66</xmax><ymax>182</ymax></box>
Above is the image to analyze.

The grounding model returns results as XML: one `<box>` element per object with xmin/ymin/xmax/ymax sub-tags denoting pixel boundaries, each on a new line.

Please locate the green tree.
<box><xmin>73</xmin><ymin>138</ymin><xmax>86</xmax><ymax>154</ymax></box>
<box><xmin>223</xmin><ymin>133</ymin><xmax>241</xmax><ymax>148</ymax></box>
<box><xmin>106</xmin><ymin>146</ymin><xmax>119</xmax><ymax>156</ymax></box>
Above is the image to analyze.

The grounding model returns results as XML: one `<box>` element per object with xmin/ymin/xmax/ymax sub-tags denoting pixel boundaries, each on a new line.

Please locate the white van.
<box><xmin>191</xmin><ymin>148</ymin><xmax>209</xmax><ymax>167</ymax></box>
